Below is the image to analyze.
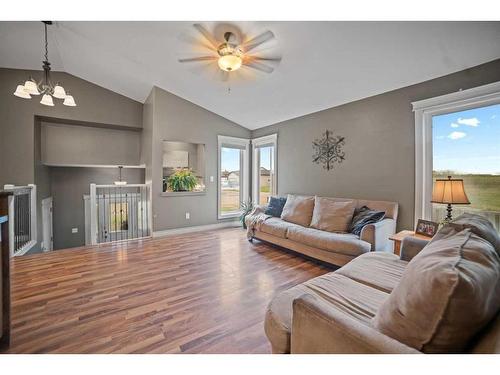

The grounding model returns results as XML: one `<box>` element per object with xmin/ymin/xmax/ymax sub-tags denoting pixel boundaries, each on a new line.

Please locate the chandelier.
<box><xmin>13</xmin><ymin>21</ymin><xmax>76</xmax><ymax>107</ymax></box>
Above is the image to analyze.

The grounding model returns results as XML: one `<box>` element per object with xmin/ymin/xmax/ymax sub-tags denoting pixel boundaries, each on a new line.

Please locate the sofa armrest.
<box><xmin>360</xmin><ymin>218</ymin><xmax>396</xmax><ymax>252</ymax></box>
<box><xmin>399</xmin><ymin>236</ymin><xmax>429</xmax><ymax>262</ymax></box>
<box><xmin>291</xmin><ymin>294</ymin><xmax>420</xmax><ymax>354</ymax></box>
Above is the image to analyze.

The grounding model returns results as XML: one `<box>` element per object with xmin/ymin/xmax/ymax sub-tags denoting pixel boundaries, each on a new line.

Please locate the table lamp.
<box><xmin>431</xmin><ymin>175</ymin><xmax>470</xmax><ymax>222</ymax></box>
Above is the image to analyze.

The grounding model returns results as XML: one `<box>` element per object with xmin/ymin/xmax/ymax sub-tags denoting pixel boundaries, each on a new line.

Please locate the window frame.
<box><xmin>217</xmin><ymin>135</ymin><xmax>250</xmax><ymax>220</ymax></box>
<box><xmin>412</xmin><ymin>81</ymin><xmax>500</xmax><ymax>226</ymax></box>
<box><xmin>251</xmin><ymin>134</ymin><xmax>278</xmax><ymax>206</ymax></box>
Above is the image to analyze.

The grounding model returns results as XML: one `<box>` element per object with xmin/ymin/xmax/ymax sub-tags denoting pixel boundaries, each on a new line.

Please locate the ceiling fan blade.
<box><xmin>240</xmin><ymin>30</ymin><xmax>275</xmax><ymax>53</ymax></box>
<box><xmin>193</xmin><ymin>23</ymin><xmax>219</xmax><ymax>49</ymax></box>
<box><xmin>251</xmin><ymin>56</ymin><xmax>282</xmax><ymax>62</ymax></box>
<box><xmin>178</xmin><ymin>56</ymin><xmax>217</xmax><ymax>63</ymax></box>
<box><xmin>243</xmin><ymin>61</ymin><xmax>274</xmax><ymax>74</ymax></box>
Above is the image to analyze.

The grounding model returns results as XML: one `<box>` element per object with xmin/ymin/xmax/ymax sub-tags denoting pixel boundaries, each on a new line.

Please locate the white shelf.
<box><xmin>43</xmin><ymin>163</ymin><xmax>146</xmax><ymax>169</ymax></box>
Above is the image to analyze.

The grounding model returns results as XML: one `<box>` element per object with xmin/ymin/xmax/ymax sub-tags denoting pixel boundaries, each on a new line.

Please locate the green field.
<box><xmin>433</xmin><ymin>172</ymin><xmax>500</xmax><ymax>212</ymax></box>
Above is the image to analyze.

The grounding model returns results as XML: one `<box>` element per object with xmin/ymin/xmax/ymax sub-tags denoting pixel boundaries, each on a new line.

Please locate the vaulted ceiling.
<box><xmin>1</xmin><ymin>21</ymin><xmax>499</xmax><ymax>129</ymax></box>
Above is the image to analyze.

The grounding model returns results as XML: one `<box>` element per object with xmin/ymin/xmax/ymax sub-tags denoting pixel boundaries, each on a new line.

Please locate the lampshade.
<box><xmin>53</xmin><ymin>84</ymin><xmax>66</xmax><ymax>99</ymax></box>
<box><xmin>40</xmin><ymin>94</ymin><xmax>55</xmax><ymax>106</ymax></box>
<box><xmin>218</xmin><ymin>55</ymin><xmax>242</xmax><ymax>72</ymax></box>
<box><xmin>24</xmin><ymin>79</ymin><xmax>40</xmax><ymax>95</ymax></box>
<box><xmin>431</xmin><ymin>176</ymin><xmax>470</xmax><ymax>204</ymax></box>
<box><xmin>13</xmin><ymin>85</ymin><xmax>31</xmax><ymax>99</ymax></box>
<box><xmin>63</xmin><ymin>94</ymin><xmax>77</xmax><ymax>107</ymax></box>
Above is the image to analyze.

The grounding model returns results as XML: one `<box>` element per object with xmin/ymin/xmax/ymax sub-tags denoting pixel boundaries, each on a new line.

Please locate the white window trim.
<box><xmin>412</xmin><ymin>81</ymin><xmax>500</xmax><ymax>225</ymax></box>
<box><xmin>217</xmin><ymin>135</ymin><xmax>250</xmax><ymax>220</ymax></box>
<box><xmin>252</xmin><ymin>133</ymin><xmax>278</xmax><ymax>206</ymax></box>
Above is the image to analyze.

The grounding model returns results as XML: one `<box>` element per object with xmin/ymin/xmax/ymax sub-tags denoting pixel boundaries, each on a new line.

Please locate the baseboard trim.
<box><xmin>153</xmin><ymin>221</ymin><xmax>241</xmax><ymax>238</ymax></box>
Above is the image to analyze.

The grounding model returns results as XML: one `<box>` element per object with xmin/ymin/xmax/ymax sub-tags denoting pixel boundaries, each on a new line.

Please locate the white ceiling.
<box><xmin>1</xmin><ymin>21</ymin><xmax>499</xmax><ymax>129</ymax></box>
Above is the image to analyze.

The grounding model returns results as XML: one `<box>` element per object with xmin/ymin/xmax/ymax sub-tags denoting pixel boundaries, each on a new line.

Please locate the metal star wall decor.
<box><xmin>312</xmin><ymin>130</ymin><xmax>346</xmax><ymax>171</ymax></box>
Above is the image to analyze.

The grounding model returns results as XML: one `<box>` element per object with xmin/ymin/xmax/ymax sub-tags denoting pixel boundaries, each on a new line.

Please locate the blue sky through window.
<box><xmin>432</xmin><ymin>104</ymin><xmax>500</xmax><ymax>174</ymax></box>
<box><xmin>221</xmin><ymin>147</ymin><xmax>240</xmax><ymax>172</ymax></box>
<box><xmin>221</xmin><ymin>146</ymin><xmax>272</xmax><ymax>172</ymax></box>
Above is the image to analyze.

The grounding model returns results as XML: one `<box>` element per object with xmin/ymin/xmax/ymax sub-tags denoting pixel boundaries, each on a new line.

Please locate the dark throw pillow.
<box><xmin>265</xmin><ymin>196</ymin><xmax>287</xmax><ymax>217</ymax></box>
<box><xmin>349</xmin><ymin>206</ymin><xmax>385</xmax><ymax>235</ymax></box>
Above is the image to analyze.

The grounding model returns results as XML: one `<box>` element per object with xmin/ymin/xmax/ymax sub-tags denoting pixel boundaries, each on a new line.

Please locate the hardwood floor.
<box><xmin>4</xmin><ymin>228</ymin><xmax>332</xmax><ymax>353</ymax></box>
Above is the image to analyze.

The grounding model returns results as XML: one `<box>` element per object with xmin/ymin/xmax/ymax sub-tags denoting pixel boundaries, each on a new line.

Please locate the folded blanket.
<box><xmin>245</xmin><ymin>206</ymin><xmax>271</xmax><ymax>239</ymax></box>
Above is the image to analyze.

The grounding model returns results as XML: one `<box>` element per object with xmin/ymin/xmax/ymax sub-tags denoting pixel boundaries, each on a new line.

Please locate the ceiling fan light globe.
<box><xmin>218</xmin><ymin>55</ymin><xmax>242</xmax><ymax>72</ymax></box>
<box><xmin>40</xmin><ymin>94</ymin><xmax>55</xmax><ymax>106</ymax></box>
<box><xmin>24</xmin><ymin>79</ymin><xmax>40</xmax><ymax>95</ymax></box>
<box><xmin>14</xmin><ymin>85</ymin><xmax>32</xmax><ymax>99</ymax></box>
<box><xmin>53</xmin><ymin>84</ymin><xmax>67</xmax><ymax>99</ymax></box>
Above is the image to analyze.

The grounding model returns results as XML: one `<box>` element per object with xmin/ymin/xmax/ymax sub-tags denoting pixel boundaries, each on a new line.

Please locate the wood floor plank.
<box><xmin>3</xmin><ymin>228</ymin><xmax>332</xmax><ymax>353</ymax></box>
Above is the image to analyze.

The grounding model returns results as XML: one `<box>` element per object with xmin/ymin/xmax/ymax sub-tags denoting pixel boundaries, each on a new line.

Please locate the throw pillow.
<box><xmin>373</xmin><ymin>228</ymin><xmax>500</xmax><ymax>353</ymax></box>
<box><xmin>264</xmin><ymin>196</ymin><xmax>287</xmax><ymax>217</ymax></box>
<box><xmin>280</xmin><ymin>194</ymin><xmax>315</xmax><ymax>227</ymax></box>
<box><xmin>310</xmin><ymin>197</ymin><xmax>356</xmax><ymax>232</ymax></box>
<box><xmin>349</xmin><ymin>206</ymin><xmax>385</xmax><ymax>235</ymax></box>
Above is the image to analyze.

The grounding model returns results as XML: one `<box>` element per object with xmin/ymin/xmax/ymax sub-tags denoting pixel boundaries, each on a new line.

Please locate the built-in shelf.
<box><xmin>43</xmin><ymin>163</ymin><xmax>146</xmax><ymax>169</ymax></box>
<box><xmin>161</xmin><ymin>191</ymin><xmax>206</xmax><ymax>197</ymax></box>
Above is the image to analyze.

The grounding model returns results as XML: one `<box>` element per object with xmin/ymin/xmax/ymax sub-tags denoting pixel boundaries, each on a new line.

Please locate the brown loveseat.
<box><xmin>264</xmin><ymin>213</ymin><xmax>500</xmax><ymax>354</ymax></box>
<box><xmin>247</xmin><ymin>196</ymin><xmax>398</xmax><ymax>267</ymax></box>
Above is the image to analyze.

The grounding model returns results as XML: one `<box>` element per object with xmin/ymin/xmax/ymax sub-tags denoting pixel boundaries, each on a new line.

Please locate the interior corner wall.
<box><xmin>251</xmin><ymin>59</ymin><xmax>500</xmax><ymax>231</ymax></box>
<box><xmin>147</xmin><ymin>87</ymin><xmax>251</xmax><ymax>232</ymax></box>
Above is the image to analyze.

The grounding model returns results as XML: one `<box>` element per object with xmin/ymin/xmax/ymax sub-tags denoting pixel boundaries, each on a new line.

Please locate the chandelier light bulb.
<box><xmin>63</xmin><ymin>94</ymin><xmax>77</xmax><ymax>107</ymax></box>
<box><xmin>24</xmin><ymin>79</ymin><xmax>40</xmax><ymax>95</ymax></box>
<box><xmin>14</xmin><ymin>85</ymin><xmax>31</xmax><ymax>99</ymax></box>
<box><xmin>40</xmin><ymin>94</ymin><xmax>55</xmax><ymax>106</ymax></box>
<box><xmin>53</xmin><ymin>84</ymin><xmax>67</xmax><ymax>99</ymax></box>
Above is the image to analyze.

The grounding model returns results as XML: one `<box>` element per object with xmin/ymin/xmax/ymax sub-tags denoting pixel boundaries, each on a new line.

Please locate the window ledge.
<box><xmin>161</xmin><ymin>191</ymin><xmax>206</xmax><ymax>197</ymax></box>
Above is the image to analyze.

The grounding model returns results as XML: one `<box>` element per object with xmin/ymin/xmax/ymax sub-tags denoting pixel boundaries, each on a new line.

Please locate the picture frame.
<box><xmin>415</xmin><ymin>219</ymin><xmax>439</xmax><ymax>237</ymax></box>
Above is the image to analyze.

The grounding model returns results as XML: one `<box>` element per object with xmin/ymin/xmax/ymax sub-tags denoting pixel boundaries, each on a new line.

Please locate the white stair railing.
<box><xmin>3</xmin><ymin>184</ymin><xmax>37</xmax><ymax>257</ymax></box>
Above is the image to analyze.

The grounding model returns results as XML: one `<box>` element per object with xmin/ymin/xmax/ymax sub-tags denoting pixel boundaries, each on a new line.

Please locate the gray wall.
<box><xmin>0</xmin><ymin>68</ymin><xmax>143</xmax><ymax>187</ymax></box>
<box><xmin>41</xmin><ymin>122</ymin><xmax>141</xmax><ymax>166</ymax></box>
<box><xmin>252</xmin><ymin>59</ymin><xmax>500</xmax><ymax>230</ymax></box>
<box><xmin>144</xmin><ymin>86</ymin><xmax>251</xmax><ymax>231</ymax></box>
<box><xmin>50</xmin><ymin>167</ymin><xmax>145</xmax><ymax>250</ymax></box>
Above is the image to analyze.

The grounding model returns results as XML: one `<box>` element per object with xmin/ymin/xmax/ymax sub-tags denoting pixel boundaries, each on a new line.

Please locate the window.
<box><xmin>432</xmin><ymin>104</ymin><xmax>500</xmax><ymax>230</ymax></box>
<box><xmin>413</xmin><ymin>82</ymin><xmax>500</xmax><ymax>231</ymax></box>
<box><xmin>218</xmin><ymin>136</ymin><xmax>250</xmax><ymax>219</ymax></box>
<box><xmin>252</xmin><ymin>134</ymin><xmax>277</xmax><ymax>205</ymax></box>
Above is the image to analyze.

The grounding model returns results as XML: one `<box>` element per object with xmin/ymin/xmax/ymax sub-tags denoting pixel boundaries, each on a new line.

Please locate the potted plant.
<box><xmin>167</xmin><ymin>169</ymin><xmax>198</xmax><ymax>192</ymax></box>
<box><xmin>239</xmin><ymin>198</ymin><xmax>254</xmax><ymax>229</ymax></box>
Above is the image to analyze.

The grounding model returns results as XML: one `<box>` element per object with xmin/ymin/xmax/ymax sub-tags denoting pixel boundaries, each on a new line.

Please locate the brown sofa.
<box><xmin>247</xmin><ymin>196</ymin><xmax>398</xmax><ymax>267</ymax></box>
<box><xmin>264</xmin><ymin>213</ymin><xmax>500</xmax><ymax>354</ymax></box>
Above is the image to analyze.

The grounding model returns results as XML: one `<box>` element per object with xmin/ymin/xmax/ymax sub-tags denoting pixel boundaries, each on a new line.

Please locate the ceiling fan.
<box><xmin>178</xmin><ymin>23</ymin><xmax>282</xmax><ymax>80</ymax></box>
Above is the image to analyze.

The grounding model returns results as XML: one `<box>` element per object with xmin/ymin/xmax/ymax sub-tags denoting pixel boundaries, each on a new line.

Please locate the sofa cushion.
<box><xmin>280</xmin><ymin>194</ymin><xmax>315</xmax><ymax>227</ymax></box>
<box><xmin>349</xmin><ymin>206</ymin><xmax>385</xmax><ymax>236</ymax></box>
<box><xmin>260</xmin><ymin>217</ymin><xmax>300</xmax><ymax>239</ymax></box>
<box><xmin>373</xmin><ymin>228</ymin><xmax>500</xmax><ymax>353</ymax></box>
<box><xmin>448</xmin><ymin>213</ymin><xmax>500</xmax><ymax>253</ymax></box>
<box><xmin>286</xmin><ymin>225</ymin><xmax>370</xmax><ymax>256</ymax></box>
<box><xmin>310</xmin><ymin>197</ymin><xmax>356</xmax><ymax>233</ymax></box>
<box><xmin>336</xmin><ymin>252</ymin><xmax>407</xmax><ymax>293</ymax></box>
<box><xmin>265</xmin><ymin>273</ymin><xmax>388</xmax><ymax>354</ymax></box>
<box><xmin>264</xmin><ymin>196</ymin><xmax>288</xmax><ymax>218</ymax></box>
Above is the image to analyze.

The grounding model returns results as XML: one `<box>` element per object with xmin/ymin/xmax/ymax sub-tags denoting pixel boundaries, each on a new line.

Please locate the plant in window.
<box><xmin>239</xmin><ymin>198</ymin><xmax>254</xmax><ymax>229</ymax></box>
<box><xmin>167</xmin><ymin>168</ymin><xmax>198</xmax><ymax>192</ymax></box>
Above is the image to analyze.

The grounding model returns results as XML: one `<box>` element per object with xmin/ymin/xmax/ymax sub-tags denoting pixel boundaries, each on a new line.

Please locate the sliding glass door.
<box><xmin>218</xmin><ymin>136</ymin><xmax>250</xmax><ymax>219</ymax></box>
